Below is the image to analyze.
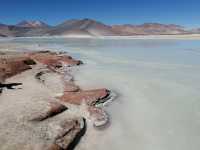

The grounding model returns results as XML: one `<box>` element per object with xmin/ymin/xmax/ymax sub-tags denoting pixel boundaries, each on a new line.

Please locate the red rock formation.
<box><xmin>29</xmin><ymin>51</ymin><xmax>83</xmax><ymax>70</ymax></box>
<box><xmin>0</xmin><ymin>51</ymin><xmax>113</xmax><ymax>149</ymax></box>
<box><xmin>0</xmin><ymin>51</ymin><xmax>82</xmax><ymax>82</ymax></box>
<box><xmin>59</xmin><ymin>89</ymin><xmax>110</xmax><ymax>106</ymax></box>
<box><xmin>0</xmin><ymin>56</ymin><xmax>36</xmax><ymax>80</ymax></box>
<box><xmin>59</xmin><ymin>88</ymin><xmax>111</xmax><ymax>128</ymax></box>
<box><xmin>50</xmin><ymin>118</ymin><xmax>86</xmax><ymax>150</ymax></box>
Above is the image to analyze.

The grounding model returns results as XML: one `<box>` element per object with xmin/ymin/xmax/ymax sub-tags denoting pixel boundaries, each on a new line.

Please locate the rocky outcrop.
<box><xmin>59</xmin><ymin>89</ymin><xmax>110</xmax><ymax>106</ymax></box>
<box><xmin>30</xmin><ymin>51</ymin><xmax>112</xmax><ymax>128</ymax></box>
<box><xmin>29</xmin><ymin>51</ymin><xmax>83</xmax><ymax>70</ymax></box>
<box><xmin>0</xmin><ymin>56</ymin><xmax>36</xmax><ymax>81</ymax></box>
<box><xmin>29</xmin><ymin>102</ymin><xmax>86</xmax><ymax>150</ymax></box>
<box><xmin>0</xmin><ymin>50</ymin><xmax>114</xmax><ymax>149</ymax></box>
<box><xmin>59</xmin><ymin>86</ymin><xmax>111</xmax><ymax>127</ymax></box>
<box><xmin>46</xmin><ymin>117</ymin><xmax>86</xmax><ymax>150</ymax></box>
<box><xmin>54</xmin><ymin>118</ymin><xmax>86</xmax><ymax>150</ymax></box>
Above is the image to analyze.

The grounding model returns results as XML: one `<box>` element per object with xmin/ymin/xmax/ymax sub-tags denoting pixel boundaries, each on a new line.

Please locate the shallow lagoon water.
<box><xmin>1</xmin><ymin>38</ymin><xmax>200</xmax><ymax>150</ymax></box>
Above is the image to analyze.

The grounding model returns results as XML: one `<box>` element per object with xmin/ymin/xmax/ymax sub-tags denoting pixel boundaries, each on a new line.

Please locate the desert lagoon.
<box><xmin>1</xmin><ymin>37</ymin><xmax>200</xmax><ymax>150</ymax></box>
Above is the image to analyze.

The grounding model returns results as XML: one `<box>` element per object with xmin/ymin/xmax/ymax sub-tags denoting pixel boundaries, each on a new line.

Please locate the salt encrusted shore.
<box><xmin>0</xmin><ymin>50</ymin><xmax>114</xmax><ymax>150</ymax></box>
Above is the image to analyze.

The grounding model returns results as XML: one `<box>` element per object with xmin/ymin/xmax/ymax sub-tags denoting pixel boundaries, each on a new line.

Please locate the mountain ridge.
<box><xmin>0</xmin><ymin>19</ymin><xmax>198</xmax><ymax>37</ymax></box>
<box><xmin>16</xmin><ymin>20</ymin><xmax>50</xmax><ymax>28</ymax></box>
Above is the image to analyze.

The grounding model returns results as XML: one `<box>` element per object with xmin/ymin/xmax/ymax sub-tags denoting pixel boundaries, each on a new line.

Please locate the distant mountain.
<box><xmin>0</xmin><ymin>19</ymin><xmax>197</xmax><ymax>37</ymax></box>
<box><xmin>0</xmin><ymin>23</ymin><xmax>7</xmax><ymax>27</ymax></box>
<box><xmin>0</xmin><ymin>23</ymin><xmax>12</xmax><ymax>37</ymax></box>
<box><xmin>49</xmin><ymin>18</ymin><xmax>118</xmax><ymax>36</ymax></box>
<box><xmin>112</xmin><ymin>23</ymin><xmax>188</xmax><ymax>35</ymax></box>
<box><xmin>190</xmin><ymin>28</ymin><xmax>200</xmax><ymax>34</ymax></box>
<box><xmin>16</xmin><ymin>20</ymin><xmax>49</xmax><ymax>28</ymax></box>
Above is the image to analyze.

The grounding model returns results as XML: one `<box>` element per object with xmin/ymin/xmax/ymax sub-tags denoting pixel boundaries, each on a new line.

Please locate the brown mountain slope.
<box><xmin>112</xmin><ymin>23</ymin><xmax>189</xmax><ymax>35</ymax></box>
<box><xmin>0</xmin><ymin>20</ymin><xmax>194</xmax><ymax>37</ymax></box>
<box><xmin>49</xmin><ymin>19</ymin><xmax>118</xmax><ymax>36</ymax></box>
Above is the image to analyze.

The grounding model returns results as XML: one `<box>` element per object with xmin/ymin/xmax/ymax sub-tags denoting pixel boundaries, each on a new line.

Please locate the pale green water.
<box><xmin>1</xmin><ymin>38</ymin><xmax>200</xmax><ymax>150</ymax></box>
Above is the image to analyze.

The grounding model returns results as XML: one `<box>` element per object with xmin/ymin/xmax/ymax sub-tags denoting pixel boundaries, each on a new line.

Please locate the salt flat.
<box><xmin>1</xmin><ymin>38</ymin><xmax>200</xmax><ymax>150</ymax></box>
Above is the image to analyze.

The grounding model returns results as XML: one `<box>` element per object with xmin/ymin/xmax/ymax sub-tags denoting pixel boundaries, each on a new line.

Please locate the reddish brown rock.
<box><xmin>29</xmin><ymin>51</ymin><xmax>82</xmax><ymax>70</ymax></box>
<box><xmin>0</xmin><ymin>51</ymin><xmax>81</xmax><ymax>81</ymax></box>
<box><xmin>0</xmin><ymin>56</ymin><xmax>36</xmax><ymax>80</ymax></box>
<box><xmin>31</xmin><ymin>102</ymin><xmax>68</xmax><ymax>121</ymax></box>
<box><xmin>88</xmin><ymin>106</ymin><xmax>109</xmax><ymax>127</ymax></box>
<box><xmin>59</xmin><ymin>89</ymin><xmax>110</xmax><ymax>106</ymax></box>
<box><xmin>44</xmin><ymin>117</ymin><xmax>86</xmax><ymax>150</ymax></box>
<box><xmin>53</xmin><ymin>118</ymin><xmax>86</xmax><ymax>150</ymax></box>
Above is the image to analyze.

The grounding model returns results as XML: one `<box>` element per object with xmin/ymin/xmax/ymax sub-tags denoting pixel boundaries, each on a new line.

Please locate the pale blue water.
<box><xmin>2</xmin><ymin>38</ymin><xmax>200</xmax><ymax>150</ymax></box>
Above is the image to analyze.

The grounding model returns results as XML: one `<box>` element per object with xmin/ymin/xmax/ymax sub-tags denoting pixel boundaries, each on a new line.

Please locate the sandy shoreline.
<box><xmin>1</xmin><ymin>34</ymin><xmax>200</xmax><ymax>40</ymax></box>
<box><xmin>0</xmin><ymin>50</ymin><xmax>114</xmax><ymax>150</ymax></box>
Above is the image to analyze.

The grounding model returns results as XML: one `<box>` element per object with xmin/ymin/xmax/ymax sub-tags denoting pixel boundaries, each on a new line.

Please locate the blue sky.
<box><xmin>0</xmin><ymin>0</ymin><xmax>200</xmax><ymax>28</ymax></box>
